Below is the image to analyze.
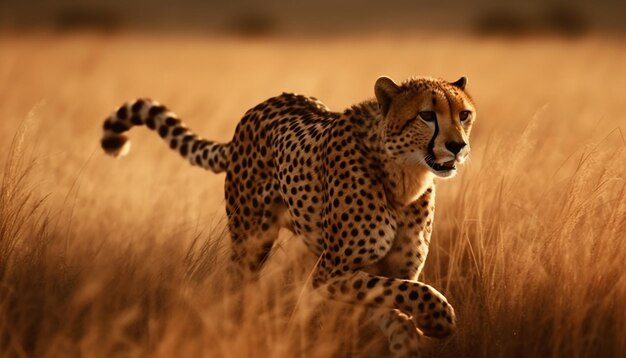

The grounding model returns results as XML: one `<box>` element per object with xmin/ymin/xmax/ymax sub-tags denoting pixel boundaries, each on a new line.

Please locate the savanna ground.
<box><xmin>0</xmin><ymin>33</ymin><xmax>625</xmax><ymax>357</ymax></box>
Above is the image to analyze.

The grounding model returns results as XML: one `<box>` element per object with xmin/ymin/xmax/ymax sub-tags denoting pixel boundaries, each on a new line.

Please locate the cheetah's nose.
<box><xmin>445</xmin><ymin>141</ymin><xmax>466</xmax><ymax>156</ymax></box>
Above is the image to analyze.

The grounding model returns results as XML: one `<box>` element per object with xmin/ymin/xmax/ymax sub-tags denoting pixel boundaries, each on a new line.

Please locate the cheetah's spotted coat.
<box><xmin>100</xmin><ymin>76</ymin><xmax>476</xmax><ymax>357</ymax></box>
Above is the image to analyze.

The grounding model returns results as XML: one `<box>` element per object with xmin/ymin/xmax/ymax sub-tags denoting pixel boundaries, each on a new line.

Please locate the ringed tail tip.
<box><xmin>101</xmin><ymin>135</ymin><xmax>131</xmax><ymax>157</ymax></box>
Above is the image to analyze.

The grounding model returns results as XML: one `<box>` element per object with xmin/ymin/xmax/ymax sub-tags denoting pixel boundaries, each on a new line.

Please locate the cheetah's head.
<box><xmin>375</xmin><ymin>76</ymin><xmax>476</xmax><ymax>179</ymax></box>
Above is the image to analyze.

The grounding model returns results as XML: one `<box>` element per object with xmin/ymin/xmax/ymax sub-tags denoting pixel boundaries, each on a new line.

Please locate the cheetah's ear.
<box><xmin>450</xmin><ymin>76</ymin><xmax>467</xmax><ymax>90</ymax></box>
<box><xmin>375</xmin><ymin>76</ymin><xmax>401</xmax><ymax>117</ymax></box>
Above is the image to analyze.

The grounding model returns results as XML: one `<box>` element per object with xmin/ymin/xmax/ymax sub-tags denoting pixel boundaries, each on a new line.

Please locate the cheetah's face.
<box><xmin>375</xmin><ymin>76</ymin><xmax>476</xmax><ymax>179</ymax></box>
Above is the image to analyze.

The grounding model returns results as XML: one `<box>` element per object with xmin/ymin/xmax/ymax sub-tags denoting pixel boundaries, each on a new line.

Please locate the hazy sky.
<box><xmin>1</xmin><ymin>0</ymin><xmax>624</xmax><ymax>35</ymax></box>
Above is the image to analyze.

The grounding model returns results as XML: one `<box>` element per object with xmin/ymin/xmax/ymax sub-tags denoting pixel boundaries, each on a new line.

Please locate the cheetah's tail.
<box><xmin>100</xmin><ymin>99</ymin><xmax>230</xmax><ymax>173</ymax></box>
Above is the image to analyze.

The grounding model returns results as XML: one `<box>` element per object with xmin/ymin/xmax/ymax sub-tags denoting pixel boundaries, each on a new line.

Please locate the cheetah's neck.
<box><xmin>348</xmin><ymin>100</ymin><xmax>435</xmax><ymax>207</ymax></box>
<box><xmin>385</xmin><ymin>161</ymin><xmax>435</xmax><ymax>207</ymax></box>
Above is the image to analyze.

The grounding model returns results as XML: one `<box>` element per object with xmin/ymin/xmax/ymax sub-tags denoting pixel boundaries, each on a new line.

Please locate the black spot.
<box><xmin>101</xmin><ymin>136</ymin><xmax>126</xmax><ymax>151</ymax></box>
<box><xmin>158</xmin><ymin>125</ymin><xmax>168</xmax><ymax>138</ymax></box>
<box><xmin>130</xmin><ymin>115</ymin><xmax>142</xmax><ymax>125</ymax></box>
<box><xmin>131</xmin><ymin>100</ymin><xmax>144</xmax><ymax>113</ymax></box>
<box><xmin>165</xmin><ymin>116</ymin><xmax>179</xmax><ymax>126</ymax></box>
<box><xmin>149</xmin><ymin>105</ymin><xmax>166</xmax><ymax>116</ymax></box>
<box><xmin>366</xmin><ymin>277</ymin><xmax>380</xmax><ymax>289</ymax></box>
<box><xmin>409</xmin><ymin>291</ymin><xmax>419</xmax><ymax>301</ymax></box>
<box><xmin>110</xmin><ymin>121</ymin><xmax>129</xmax><ymax>133</ymax></box>
<box><xmin>179</xmin><ymin>143</ymin><xmax>188</xmax><ymax>156</ymax></box>
<box><xmin>395</xmin><ymin>295</ymin><xmax>404</xmax><ymax>304</ymax></box>
<box><xmin>146</xmin><ymin>117</ymin><xmax>156</xmax><ymax>130</ymax></box>
<box><xmin>116</xmin><ymin>106</ymin><xmax>128</xmax><ymax>120</ymax></box>
<box><xmin>172</xmin><ymin>127</ymin><xmax>185</xmax><ymax>136</ymax></box>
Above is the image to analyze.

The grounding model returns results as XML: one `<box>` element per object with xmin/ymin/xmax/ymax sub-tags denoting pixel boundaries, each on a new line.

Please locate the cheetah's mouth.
<box><xmin>425</xmin><ymin>157</ymin><xmax>457</xmax><ymax>172</ymax></box>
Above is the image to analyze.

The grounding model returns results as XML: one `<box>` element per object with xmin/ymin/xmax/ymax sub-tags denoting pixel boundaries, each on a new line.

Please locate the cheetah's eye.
<box><xmin>419</xmin><ymin>111</ymin><xmax>436</xmax><ymax>123</ymax></box>
<box><xmin>459</xmin><ymin>110</ymin><xmax>471</xmax><ymax>122</ymax></box>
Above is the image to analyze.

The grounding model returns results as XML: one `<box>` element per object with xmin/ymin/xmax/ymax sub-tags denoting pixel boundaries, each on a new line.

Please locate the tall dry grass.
<box><xmin>0</xmin><ymin>33</ymin><xmax>625</xmax><ymax>357</ymax></box>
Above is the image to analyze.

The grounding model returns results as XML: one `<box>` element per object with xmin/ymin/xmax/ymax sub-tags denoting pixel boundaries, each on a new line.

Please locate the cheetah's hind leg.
<box><xmin>224</xmin><ymin>179</ymin><xmax>287</xmax><ymax>286</ymax></box>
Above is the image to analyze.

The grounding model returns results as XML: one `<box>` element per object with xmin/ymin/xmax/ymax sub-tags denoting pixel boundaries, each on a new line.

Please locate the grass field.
<box><xmin>1</xmin><ymin>33</ymin><xmax>625</xmax><ymax>357</ymax></box>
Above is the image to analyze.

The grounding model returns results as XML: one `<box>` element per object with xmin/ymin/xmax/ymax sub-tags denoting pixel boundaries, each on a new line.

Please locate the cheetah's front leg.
<box><xmin>313</xmin><ymin>264</ymin><xmax>456</xmax><ymax>340</ymax></box>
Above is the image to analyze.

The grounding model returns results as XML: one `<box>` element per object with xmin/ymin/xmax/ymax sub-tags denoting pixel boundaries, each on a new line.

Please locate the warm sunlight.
<box><xmin>1</xmin><ymin>1</ymin><xmax>625</xmax><ymax>357</ymax></box>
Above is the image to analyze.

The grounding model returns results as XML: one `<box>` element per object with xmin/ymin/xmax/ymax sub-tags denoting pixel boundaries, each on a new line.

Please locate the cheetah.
<box><xmin>100</xmin><ymin>76</ymin><xmax>475</xmax><ymax>357</ymax></box>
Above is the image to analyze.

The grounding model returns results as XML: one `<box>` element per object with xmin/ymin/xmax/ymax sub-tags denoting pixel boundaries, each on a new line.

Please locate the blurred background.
<box><xmin>1</xmin><ymin>1</ymin><xmax>625</xmax><ymax>358</ymax></box>
<box><xmin>1</xmin><ymin>0</ymin><xmax>625</xmax><ymax>37</ymax></box>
